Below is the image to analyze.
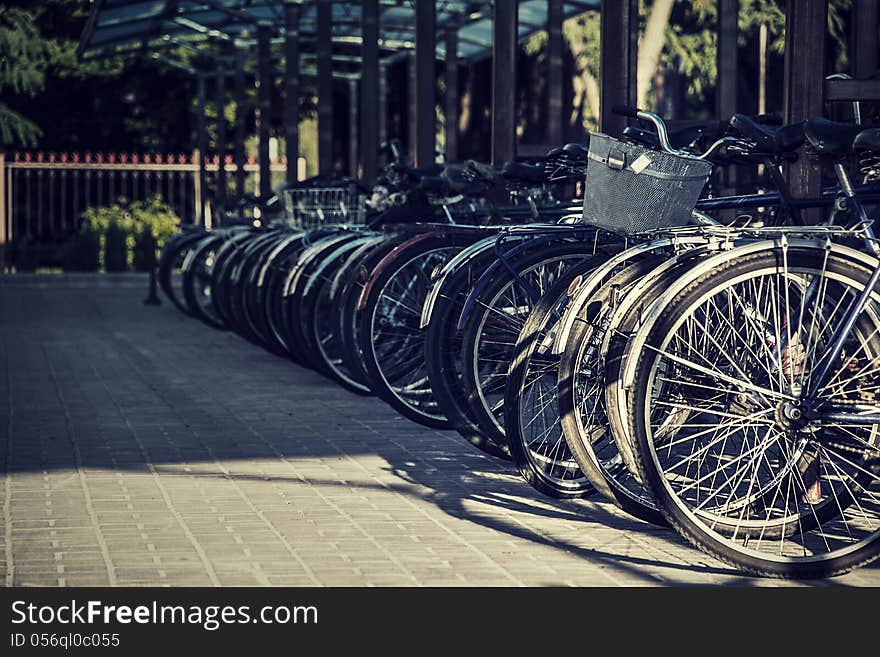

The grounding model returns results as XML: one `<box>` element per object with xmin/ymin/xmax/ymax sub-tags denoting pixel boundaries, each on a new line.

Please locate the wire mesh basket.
<box><xmin>283</xmin><ymin>183</ymin><xmax>366</xmax><ymax>229</ymax></box>
<box><xmin>582</xmin><ymin>131</ymin><xmax>712</xmax><ymax>235</ymax></box>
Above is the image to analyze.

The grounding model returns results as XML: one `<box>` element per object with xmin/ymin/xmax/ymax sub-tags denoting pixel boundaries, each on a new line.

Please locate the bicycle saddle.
<box><xmin>500</xmin><ymin>161</ymin><xmax>545</xmax><ymax>183</ymax></box>
<box><xmin>803</xmin><ymin>118</ymin><xmax>866</xmax><ymax>155</ymax></box>
<box><xmin>853</xmin><ymin>128</ymin><xmax>880</xmax><ymax>152</ymax></box>
<box><xmin>728</xmin><ymin>114</ymin><xmax>806</xmax><ymax>153</ymax></box>
<box><xmin>465</xmin><ymin>160</ymin><xmax>500</xmax><ymax>184</ymax></box>
<box><xmin>441</xmin><ymin>164</ymin><xmax>486</xmax><ymax>195</ymax></box>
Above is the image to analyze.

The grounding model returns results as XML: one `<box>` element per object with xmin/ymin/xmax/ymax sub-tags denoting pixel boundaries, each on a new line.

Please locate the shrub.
<box><xmin>104</xmin><ymin>223</ymin><xmax>128</xmax><ymax>272</ymax></box>
<box><xmin>132</xmin><ymin>229</ymin><xmax>158</xmax><ymax>272</ymax></box>
<box><xmin>78</xmin><ymin>195</ymin><xmax>180</xmax><ymax>272</ymax></box>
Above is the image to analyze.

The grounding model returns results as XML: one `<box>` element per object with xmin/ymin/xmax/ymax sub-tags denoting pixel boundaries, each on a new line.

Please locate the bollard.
<box><xmin>143</xmin><ymin>266</ymin><xmax>161</xmax><ymax>305</ymax></box>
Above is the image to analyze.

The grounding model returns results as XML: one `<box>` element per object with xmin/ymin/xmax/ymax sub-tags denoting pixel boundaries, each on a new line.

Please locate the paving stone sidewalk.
<box><xmin>1</xmin><ymin>273</ymin><xmax>878</xmax><ymax>587</ymax></box>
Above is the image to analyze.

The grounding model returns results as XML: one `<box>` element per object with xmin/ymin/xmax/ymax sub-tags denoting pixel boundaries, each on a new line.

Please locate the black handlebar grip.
<box><xmin>612</xmin><ymin>104</ymin><xmax>642</xmax><ymax>119</ymax></box>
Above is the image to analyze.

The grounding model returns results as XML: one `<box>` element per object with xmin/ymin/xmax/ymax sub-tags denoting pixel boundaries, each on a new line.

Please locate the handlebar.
<box><xmin>613</xmin><ymin>104</ymin><xmax>737</xmax><ymax>161</ymax></box>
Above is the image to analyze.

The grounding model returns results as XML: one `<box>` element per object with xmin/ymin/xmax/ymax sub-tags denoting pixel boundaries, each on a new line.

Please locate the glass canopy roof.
<box><xmin>79</xmin><ymin>0</ymin><xmax>600</xmax><ymax>70</ymax></box>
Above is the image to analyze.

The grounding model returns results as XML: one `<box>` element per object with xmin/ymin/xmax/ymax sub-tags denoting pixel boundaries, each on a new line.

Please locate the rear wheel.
<box><xmin>503</xmin><ymin>256</ymin><xmax>608</xmax><ymax>498</ymax></box>
<box><xmin>424</xmin><ymin>251</ymin><xmax>509</xmax><ymax>457</ymax></box>
<box><xmin>461</xmin><ymin>243</ymin><xmax>597</xmax><ymax>447</ymax></box>
<box><xmin>359</xmin><ymin>241</ymin><xmax>461</xmax><ymax>428</ymax></box>
<box><xmin>159</xmin><ymin>229</ymin><xmax>207</xmax><ymax>315</ymax></box>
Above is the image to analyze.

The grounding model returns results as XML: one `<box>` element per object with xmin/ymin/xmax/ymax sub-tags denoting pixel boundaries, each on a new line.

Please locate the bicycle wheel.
<box><xmin>231</xmin><ymin>230</ymin><xmax>288</xmax><ymax>347</ymax></box>
<box><xmin>503</xmin><ymin>255</ymin><xmax>608</xmax><ymax>498</ymax></box>
<box><xmin>359</xmin><ymin>239</ymin><xmax>462</xmax><ymax>428</ymax></box>
<box><xmin>333</xmin><ymin>235</ymin><xmax>407</xmax><ymax>388</ymax></box>
<box><xmin>558</xmin><ymin>258</ymin><xmax>669</xmax><ymax>525</ymax></box>
<box><xmin>207</xmin><ymin>229</ymin><xmax>257</xmax><ymax>328</ymax></box>
<box><xmin>158</xmin><ymin>228</ymin><xmax>207</xmax><ymax>315</ymax></box>
<box><xmin>295</xmin><ymin>234</ymin><xmax>378</xmax><ymax>392</ymax></box>
<box><xmin>423</xmin><ymin>249</ymin><xmax>509</xmax><ymax>457</ymax></box>
<box><xmin>253</xmin><ymin>231</ymin><xmax>309</xmax><ymax>356</ymax></box>
<box><xmin>627</xmin><ymin>246</ymin><xmax>880</xmax><ymax>577</ymax></box>
<box><xmin>460</xmin><ymin>242</ymin><xmax>598</xmax><ymax>448</ymax></box>
<box><xmin>181</xmin><ymin>231</ymin><xmax>245</xmax><ymax>329</ymax></box>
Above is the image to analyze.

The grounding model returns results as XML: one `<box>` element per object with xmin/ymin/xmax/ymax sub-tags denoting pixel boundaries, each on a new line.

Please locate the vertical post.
<box><xmin>317</xmin><ymin>0</ymin><xmax>334</xmax><ymax>174</ymax></box>
<box><xmin>716</xmin><ymin>0</ymin><xmax>739</xmax><ymax>197</ymax></box>
<box><xmin>378</xmin><ymin>60</ymin><xmax>388</xmax><ymax>147</ymax></box>
<box><xmin>758</xmin><ymin>22</ymin><xmax>768</xmax><ymax>115</ymax></box>
<box><xmin>215</xmin><ymin>60</ymin><xmax>227</xmax><ymax>212</ymax></box>
<box><xmin>716</xmin><ymin>0</ymin><xmax>738</xmax><ymax>120</ymax></box>
<box><xmin>408</xmin><ymin>52</ymin><xmax>417</xmax><ymax>162</ymax></box>
<box><xmin>784</xmin><ymin>0</ymin><xmax>827</xmax><ymax>217</ymax></box>
<box><xmin>492</xmin><ymin>0</ymin><xmax>517</xmax><ymax>165</ymax></box>
<box><xmin>444</xmin><ymin>29</ymin><xmax>459</xmax><ymax>163</ymax></box>
<box><xmin>851</xmin><ymin>0</ymin><xmax>879</xmax><ymax>79</ymax></box>
<box><xmin>0</xmin><ymin>152</ymin><xmax>6</xmax><ymax>271</ymax></box>
<box><xmin>599</xmin><ymin>0</ymin><xmax>638</xmax><ymax>136</ymax></box>
<box><xmin>256</xmin><ymin>23</ymin><xmax>273</xmax><ymax>200</ymax></box>
<box><xmin>234</xmin><ymin>47</ymin><xmax>247</xmax><ymax>201</ymax></box>
<box><xmin>196</xmin><ymin>73</ymin><xmax>207</xmax><ymax>225</ymax></box>
<box><xmin>349</xmin><ymin>78</ymin><xmax>359</xmax><ymax>178</ymax></box>
<box><xmin>547</xmin><ymin>0</ymin><xmax>564</xmax><ymax>146</ymax></box>
<box><xmin>361</xmin><ymin>0</ymin><xmax>380</xmax><ymax>182</ymax></box>
<box><xmin>415</xmin><ymin>0</ymin><xmax>436</xmax><ymax>167</ymax></box>
<box><xmin>284</xmin><ymin>1</ymin><xmax>300</xmax><ymax>187</ymax></box>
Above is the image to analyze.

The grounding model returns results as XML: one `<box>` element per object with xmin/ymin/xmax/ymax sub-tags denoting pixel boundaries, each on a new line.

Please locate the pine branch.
<box><xmin>0</xmin><ymin>102</ymin><xmax>42</xmax><ymax>147</ymax></box>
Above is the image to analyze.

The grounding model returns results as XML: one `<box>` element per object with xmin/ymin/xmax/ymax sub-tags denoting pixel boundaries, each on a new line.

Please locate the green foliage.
<box><xmin>0</xmin><ymin>5</ymin><xmax>49</xmax><ymax>146</ymax></box>
<box><xmin>132</xmin><ymin>229</ymin><xmax>158</xmax><ymax>272</ymax></box>
<box><xmin>79</xmin><ymin>195</ymin><xmax>180</xmax><ymax>272</ymax></box>
<box><xmin>103</xmin><ymin>223</ymin><xmax>128</xmax><ymax>273</ymax></box>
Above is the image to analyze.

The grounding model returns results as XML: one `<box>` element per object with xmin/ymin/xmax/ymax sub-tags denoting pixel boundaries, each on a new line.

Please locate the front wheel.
<box><xmin>627</xmin><ymin>247</ymin><xmax>880</xmax><ymax>578</ymax></box>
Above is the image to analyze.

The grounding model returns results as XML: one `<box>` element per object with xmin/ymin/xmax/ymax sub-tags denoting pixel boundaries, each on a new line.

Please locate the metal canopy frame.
<box><xmin>78</xmin><ymin>0</ymin><xmax>601</xmax><ymax>75</ymax></box>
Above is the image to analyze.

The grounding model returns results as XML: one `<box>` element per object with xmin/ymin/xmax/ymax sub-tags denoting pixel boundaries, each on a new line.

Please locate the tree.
<box><xmin>0</xmin><ymin>6</ymin><xmax>49</xmax><ymax>146</ymax></box>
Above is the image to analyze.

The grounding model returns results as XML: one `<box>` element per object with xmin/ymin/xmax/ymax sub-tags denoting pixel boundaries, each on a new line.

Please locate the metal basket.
<box><xmin>283</xmin><ymin>184</ymin><xmax>366</xmax><ymax>229</ymax></box>
<box><xmin>582</xmin><ymin>131</ymin><xmax>712</xmax><ymax>235</ymax></box>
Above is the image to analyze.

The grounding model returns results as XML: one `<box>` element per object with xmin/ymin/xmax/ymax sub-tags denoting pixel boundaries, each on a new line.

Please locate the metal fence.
<box><xmin>0</xmin><ymin>150</ymin><xmax>290</xmax><ymax>258</ymax></box>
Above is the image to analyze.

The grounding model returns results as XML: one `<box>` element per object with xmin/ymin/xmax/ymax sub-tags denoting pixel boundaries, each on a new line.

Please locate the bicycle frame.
<box><xmin>800</xmin><ymin>164</ymin><xmax>880</xmax><ymax>422</ymax></box>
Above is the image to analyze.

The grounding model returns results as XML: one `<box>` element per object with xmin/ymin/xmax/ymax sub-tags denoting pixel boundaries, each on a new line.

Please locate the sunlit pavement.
<box><xmin>2</xmin><ymin>273</ymin><xmax>878</xmax><ymax>587</ymax></box>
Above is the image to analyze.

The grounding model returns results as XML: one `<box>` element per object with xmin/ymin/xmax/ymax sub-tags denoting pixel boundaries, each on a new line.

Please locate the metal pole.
<box><xmin>415</xmin><ymin>0</ymin><xmax>436</xmax><ymax>167</ymax></box>
<box><xmin>215</xmin><ymin>60</ymin><xmax>227</xmax><ymax>212</ymax></box>
<box><xmin>361</xmin><ymin>0</ymin><xmax>380</xmax><ymax>182</ymax></box>
<box><xmin>349</xmin><ymin>78</ymin><xmax>358</xmax><ymax>178</ymax></box>
<box><xmin>284</xmin><ymin>1</ymin><xmax>300</xmax><ymax>186</ymax></box>
<box><xmin>444</xmin><ymin>29</ymin><xmax>459</xmax><ymax>163</ymax></box>
<box><xmin>234</xmin><ymin>47</ymin><xmax>247</xmax><ymax>201</ymax></box>
<box><xmin>851</xmin><ymin>0</ymin><xmax>879</xmax><ymax>79</ymax></box>
<box><xmin>379</xmin><ymin>60</ymin><xmax>388</xmax><ymax>147</ymax></box>
<box><xmin>257</xmin><ymin>23</ymin><xmax>273</xmax><ymax>200</ymax></box>
<box><xmin>491</xmin><ymin>0</ymin><xmax>516</xmax><ymax>165</ymax></box>
<box><xmin>784</xmin><ymin>0</ymin><xmax>827</xmax><ymax>220</ymax></box>
<box><xmin>408</xmin><ymin>52</ymin><xmax>417</xmax><ymax>163</ymax></box>
<box><xmin>317</xmin><ymin>0</ymin><xmax>334</xmax><ymax>174</ymax></box>
<box><xmin>716</xmin><ymin>0</ymin><xmax>738</xmax><ymax>120</ymax></box>
<box><xmin>0</xmin><ymin>152</ymin><xmax>6</xmax><ymax>271</ymax></box>
<box><xmin>547</xmin><ymin>0</ymin><xmax>564</xmax><ymax>146</ymax></box>
<box><xmin>196</xmin><ymin>73</ymin><xmax>207</xmax><ymax>225</ymax></box>
<box><xmin>599</xmin><ymin>0</ymin><xmax>638</xmax><ymax>137</ymax></box>
<box><xmin>717</xmin><ymin>0</ymin><xmax>739</xmax><ymax>196</ymax></box>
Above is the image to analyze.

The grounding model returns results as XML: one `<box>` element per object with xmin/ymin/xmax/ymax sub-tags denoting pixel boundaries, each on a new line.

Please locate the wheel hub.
<box><xmin>775</xmin><ymin>401</ymin><xmax>805</xmax><ymax>432</ymax></box>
